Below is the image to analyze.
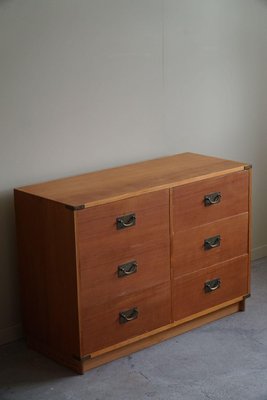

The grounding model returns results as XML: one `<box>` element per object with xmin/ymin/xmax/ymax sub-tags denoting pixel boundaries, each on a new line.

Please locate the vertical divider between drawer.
<box><xmin>169</xmin><ymin>187</ymin><xmax>174</xmax><ymax>323</ymax></box>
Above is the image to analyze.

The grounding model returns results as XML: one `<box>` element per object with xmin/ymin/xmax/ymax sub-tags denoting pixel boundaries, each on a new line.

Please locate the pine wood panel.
<box><xmin>172</xmin><ymin>213</ymin><xmax>249</xmax><ymax>277</ymax></box>
<box><xmin>15</xmin><ymin>152</ymin><xmax>247</xmax><ymax>208</ymax></box>
<box><xmin>172</xmin><ymin>170</ymin><xmax>249</xmax><ymax>231</ymax></box>
<box><xmin>14</xmin><ymin>190</ymin><xmax>81</xmax><ymax>358</ymax></box>
<box><xmin>173</xmin><ymin>255</ymin><xmax>248</xmax><ymax>321</ymax></box>
<box><xmin>80</xmin><ymin>282</ymin><xmax>171</xmax><ymax>355</ymax></box>
<box><xmin>76</xmin><ymin>190</ymin><xmax>169</xmax><ymax>270</ymax></box>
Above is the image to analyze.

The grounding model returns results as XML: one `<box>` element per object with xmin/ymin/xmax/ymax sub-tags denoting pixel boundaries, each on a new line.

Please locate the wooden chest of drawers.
<box><xmin>14</xmin><ymin>152</ymin><xmax>252</xmax><ymax>373</ymax></box>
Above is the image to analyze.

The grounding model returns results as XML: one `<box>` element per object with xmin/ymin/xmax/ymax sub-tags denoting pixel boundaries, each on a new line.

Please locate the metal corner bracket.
<box><xmin>65</xmin><ymin>204</ymin><xmax>85</xmax><ymax>211</ymax></box>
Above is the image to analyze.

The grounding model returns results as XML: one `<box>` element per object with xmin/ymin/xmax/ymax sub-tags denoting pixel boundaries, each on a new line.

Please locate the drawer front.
<box><xmin>80</xmin><ymin>282</ymin><xmax>171</xmax><ymax>355</ymax></box>
<box><xmin>172</xmin><ymin>171</ymin><xmax>249</xmax><ymax>231</ymax></box>
<box><xmin>80</xmin><ymin>246</ymin><xmax>170</xmax><ymax>305</ymax></box>
<box><xmin>76</xmin><ymin>190</ymin><xmax>169</xmax><ymax>270</ymax></box>
<box><xmin>173</xmin><ymin>255</ymin><xmax>248</xmax><ymax>321</ymax></box>
<box><xmin>172</xmin><ymin>213</ymin><xmax>248</xmax><ymax>277</ymax></box>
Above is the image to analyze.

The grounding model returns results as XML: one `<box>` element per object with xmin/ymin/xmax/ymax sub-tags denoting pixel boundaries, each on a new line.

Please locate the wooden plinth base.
<box><xmin>28</xmin><ymin>297</ymin><xmax>245</xmax><ymax>374</ymax></box>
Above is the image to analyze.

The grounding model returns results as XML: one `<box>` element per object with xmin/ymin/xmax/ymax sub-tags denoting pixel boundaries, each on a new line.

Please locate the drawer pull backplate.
<box><xmin>204</xmin><ymin>192</ymin><xmax>221</xmax><ymax>206</ymax></box>
<box><xmin>204</xmin><ymin>278</ymin><xmax>221</xmax><ymax>293</ymax></box>
<box><xmin>204</xmin><ymin>235</ymin><xmax>221</xmax><ymax>250</ymax></box>
<box><xmin>116</xmin><ymin>213</ymin><xmax>136</xmax><ymax>230</ymax></box>
<box><xmin>118</xmin><ymin>261</ymin><xmax>138</xmax><ymax>277</ymax></box>
<box><xmin>119</xmin><ymin>307</ymin><xmax>139</xmax><ymax>323</ymax></box>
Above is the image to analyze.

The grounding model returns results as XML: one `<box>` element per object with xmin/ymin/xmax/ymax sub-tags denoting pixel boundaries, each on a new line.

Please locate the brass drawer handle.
<box><xmin>118</xmin><ymin>261</ymin><xmax>138</xmax><ymax>277</ymax></box>
<box><xmin>204</xmin><ymin>192</ymin><xmax>221</xmax><ymax>206</ymax></box>
<box><xmin>204</xmin><ymin>278</ymin><xmax>221</xmax><ymax>293</ymax></box>
<box><xmin>116</xmin><ymin>213</ymin><xmax>136</xmax><ymax>230</ymax></box>
<box><xmin>204</xmin><ymin>235</ymin><xmax>221</xmax><ymax>250</ymax></box>
<box><xmin>119</xmin><ymin>307</ymin><xmax>139</xmax><ymax>324</ymax></box>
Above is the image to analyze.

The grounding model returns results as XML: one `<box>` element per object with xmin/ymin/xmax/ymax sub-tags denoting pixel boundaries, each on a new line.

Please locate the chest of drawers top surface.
<box><xmin>15</xmin><ymin>152</ymin><xmax>249</xmax><ymax>208</ymax></box>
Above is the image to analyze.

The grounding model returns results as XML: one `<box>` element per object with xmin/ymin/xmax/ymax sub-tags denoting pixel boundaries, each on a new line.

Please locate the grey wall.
<box><xmin>0</xmin><ymin>0</ymin><xmax>267</xmax><ymax>344</ymax></box>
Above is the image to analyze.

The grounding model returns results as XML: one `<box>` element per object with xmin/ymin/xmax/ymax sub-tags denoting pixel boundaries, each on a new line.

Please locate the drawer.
<box><xmin>76</xmin><ymin>190</ymin><xmax>169</xmax><ymax>270</ymax></box>
<box><xmin>172</xmin><ymin>171</ymin><xmax>249</xmax><ymax>231</ymax></box>
<box><xmin>173</xmin><ymin>255</ymin><xmax>248</xmax><ymax>321</ymax></box>
<box><xmin>80</xmin><ymin>282</ymin><xmax>171</xmax><ymax>355</ymax></box>
<box><xmin>172</xmin><ymin>213</ymin><xmax>248</xmax><ymax>277</ymax></box>
<box><xmin>80</xmin><ymin>246</ymin><xmax>170</xmax><ymax>305</ymax></box>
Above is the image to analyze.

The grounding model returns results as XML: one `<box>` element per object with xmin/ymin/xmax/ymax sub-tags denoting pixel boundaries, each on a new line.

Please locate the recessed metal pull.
<box><xmin>204</xmin><ymin>278</ymin><xmax>221</xmax><ymax>293</ymax></box>
<box><xmin>204</xmin><ymin>235</ymin><xmax>221</xmax><ymax>250</ymax></box>
<box><xmin>116</xmin><ymin>213</ymin><xmax>136</xmax><ymax>230</ymax></box>
<box><xmin>119</xmin><ymin>307</ymin><xmax>139</xmax><ymax>324</ymax></box>
<box><xmin>118</xmin><ymin>261</ymin><xmax>138</xmax><ymax>277</ymax></box>
<box><xmin>204</xmin><ymin>192</ymin><xmax>221</xmax><ymax>206</ymax></box>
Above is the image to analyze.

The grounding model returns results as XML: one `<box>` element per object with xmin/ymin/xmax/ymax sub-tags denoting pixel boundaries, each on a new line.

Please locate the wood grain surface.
<box><xmin>81</xmin><ymin>300</ymin><xmax>242</xmax><ymax>372</ymax></box>
<box><xmin>172</xmin><ymin>170</ymin><xmax>249</xmax><ymax>231</ymax></box>
<box><xmin>79</xmin><ymin>246</ymin><xmax>170</xmax><ymax>306</ymax></box>
<box><xmin>76</xmin><ymin>190</ymin><xmax>170</xmax><ymax>269</ymax></box>
<box><xmin>14</xmin><ymin>190</ymin><xmax>81</xmax><ymax>358</ymax></box>
<box><xmin>173</xmin><ymin>255</ymin><xmax>249</xmax><ymax>321</ymax></box>
<box><xmin>15</xmin><ymin>152</ymin><xmax>248</xmax><ymax>208</ymax></box>
<box><xmin>27</xmin><ymin>298</ymin><xmax>243</xmax><ymax>374</ymax></box>
<box><xmin>80</xmin><ymin>282</ymin><xmax>171</xmax><ymax>355</ymax></box>
<box><xmin>172</xmin><ymin>213</ymin><xmax>249</xmax><ymax>277</ymax></box>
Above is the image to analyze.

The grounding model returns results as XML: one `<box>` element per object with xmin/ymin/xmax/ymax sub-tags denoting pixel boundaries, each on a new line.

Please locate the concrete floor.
<box><xmin>1</xmin><ymin>258</ymin><xmax>267</xmax><ymax>400</ymax></box>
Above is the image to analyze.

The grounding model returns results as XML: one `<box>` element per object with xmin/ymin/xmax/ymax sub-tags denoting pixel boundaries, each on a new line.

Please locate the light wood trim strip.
<box><xmin>27</xmin><ymin>298</ymin><xmax>245</xmax><ymax>374</ymax></box>
<box><xmin>16</xmin><ymin>153</ymin><xmax>248</xmax><ymax>209</ymax></box>
<box><xmin>82</xmin><ymin>301</ymin><xmax>241</xmax><ymax>372</ymax></box>
<box><xmin>89</xmin><ymin>296</ymin><xmax>244</xmax><ymax>359</ymax></box>
<box><xmin>81</xmin><ymin>166</ymin><xmax>245</xmax><ymax>209</ymax></box>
